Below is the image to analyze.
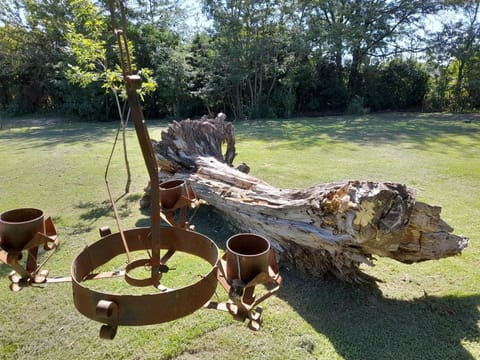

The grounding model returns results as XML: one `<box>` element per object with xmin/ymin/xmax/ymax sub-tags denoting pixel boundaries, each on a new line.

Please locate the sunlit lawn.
<box><xmin>0</xmin><ymin>112</ymin><xmax>479</xmax><ymax>359</ymax></box>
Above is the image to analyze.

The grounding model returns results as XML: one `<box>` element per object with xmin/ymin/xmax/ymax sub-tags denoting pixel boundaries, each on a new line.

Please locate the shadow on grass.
<box><xmin>140</xmin><ymin>202</ymin><xmax>477</xmax><ymax>359</ymax></box>
<box><xmin>0</xmin><ymin>263</ymin><xmax>13</xmax><ymax>278</ymax></box>
<box><xmin>0</xmin><ymin>117</ymin><xmax>171</xmax><ymax>150</ymax></box>
<box><xmin>77</xmin><ymin>200</ymin><xmax>113</xmax><ymax>220</ymax></box>
<box><xmin>3</xmin><ymin>113</ymin><xmax>478</xmax><ymax>154</ymax></box>
<box><xmin>136</xmin><ymin>205</ymin><xmax>238</xmax><ymax>251</ymax></box>
<box><xmin>279</xmin><ymin>268</ymin><xmax>480</xmax><ymax>360</ymax></box>
<box><xmin>66</xmin><ymin>196</ymin><xmax>141</xmax><ymax>237</ymax></box>
<box><xmin>235</xmin><ymin>113</ymin><xmax>480</xmax><ymax>151</ymax></box>
<box><xmin>0</xmin><ymin>121</ymin><xmax>118</xmax><ymax>148</ymax></box>
<box><xmin>76</xmin><ymin>195</ymin><xmax>141</xmax><ymax>222</ymax></box>
<box><xmin>135</xmin><ymin>205</ymin><xmax>479</xmax><ymax>358</ymax></box>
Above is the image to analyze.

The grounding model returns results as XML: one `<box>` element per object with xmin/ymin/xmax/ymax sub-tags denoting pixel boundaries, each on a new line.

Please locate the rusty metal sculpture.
<box><xmin>211</xmin><ymin>234</ymin><xmax>282</xmax><ymax>330</ymax></box>
<box><xmin>70</xmin><ymin>0</ymin><xmax>281</xmax><ymax>338</ymax></box>
<box><xmin>71</xmin><ymin>226</ymin><xmax>219</xmax><ymax>339</ymax></box>
<box><xmin>69</xmin><ymin>0</ymin><xmax>281</xmax><ymax>339</ymax></box>
<box><xmin>0</xmin><ymin>208</ymin><xmax>59</xmax><ymax>291</ymax></box>
<box><xmin>69</xmin><ymin>0</ymin><xmax>216</xmax><ymax>339</ymax></box>
<box><xmin>0</xmin><ymin>0</ymin><xmax>281</xmax><ymax>340</ymax></box>
<box><xmin>159</xmin><ymin>179</ymin><xmax>199</xmax><ymax>229</ymax></box>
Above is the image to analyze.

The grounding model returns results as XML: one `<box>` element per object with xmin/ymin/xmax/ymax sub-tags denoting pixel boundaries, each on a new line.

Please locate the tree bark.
<box><xmin>141</xmin><ymin>114</ymin><xmax>469</xmax><ymax>283</ymax></box>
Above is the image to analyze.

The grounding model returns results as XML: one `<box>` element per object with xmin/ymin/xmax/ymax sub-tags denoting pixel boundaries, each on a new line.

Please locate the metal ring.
<box><xmin>124</xmin><ymin>258</ymin><xmax>155</xmax><ymax>287</ymax></box>
<box><xmin>71</xmin><ymin>227</ymin><xmax>219</xmax><ymax>326</ymax></box>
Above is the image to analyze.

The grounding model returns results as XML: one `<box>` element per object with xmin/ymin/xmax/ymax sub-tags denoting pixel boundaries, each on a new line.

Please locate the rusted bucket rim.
<box><xmin>226</xmin><ymin>233</ymin><xmax>270</xmax><ymax>257</ymax></box>
<box><xmin>160</xmin><ymin>179</ymin><xmax>186</xmax><ymax>190</ymax></box>
<box><xmin>0</xmin><ymin>208</ymin><xmax>44</xmax><ymax>224</ymax></box>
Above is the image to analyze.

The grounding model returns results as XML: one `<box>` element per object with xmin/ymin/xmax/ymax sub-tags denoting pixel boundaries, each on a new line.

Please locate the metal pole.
<box><xmin>108</xmin><ymin>0</ymin><xmax>161</xmax><ymax>285</ymax></box>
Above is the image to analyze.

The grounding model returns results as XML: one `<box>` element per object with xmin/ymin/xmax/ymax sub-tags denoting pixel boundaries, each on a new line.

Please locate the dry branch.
<box><xmin>141</xmin><ymin>114</ymin><xmax>468</xmax><ymax>282</ymax></box>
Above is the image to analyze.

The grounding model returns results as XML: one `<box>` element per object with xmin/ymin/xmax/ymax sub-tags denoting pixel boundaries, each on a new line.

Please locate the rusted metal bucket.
<box><xmin>159</xmin><ymin>179</ymin><xmax>187</xmax><ymax>210</ymax></box>
<box><xmin>225</xmin><ymin>233</ymin><xmax>271</xmax><ymax>283</ymax></box>
<box><xmin>0</xmin><ymin>208</ymin><xmax>45</xmax><ymax>252</ymax></box>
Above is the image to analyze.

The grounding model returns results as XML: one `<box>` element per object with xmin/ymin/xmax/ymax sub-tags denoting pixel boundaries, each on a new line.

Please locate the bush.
<box><xmin>346</xmin><ymin>95</ymin><xmax>369</xmax><ymax>115</ymax></box>
<box><xmin>365</xmin><ymin>58</ymin><xmax>429</xmax><ymax>111</ymax></box>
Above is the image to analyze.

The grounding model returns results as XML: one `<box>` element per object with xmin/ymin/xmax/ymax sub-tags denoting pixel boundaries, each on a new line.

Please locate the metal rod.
<box><xmin>125</xmin><ymin>85</ymin><xmax>161</xmax><ymax>282</ymax></box>
<box><xmin>108</xmin><ymin>0</ymin><xmax>161</xmax><ymax>284</ymax></box>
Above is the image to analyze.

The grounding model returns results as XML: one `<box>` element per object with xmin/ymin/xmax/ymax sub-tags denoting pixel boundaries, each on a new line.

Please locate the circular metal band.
<box><xmin>71</xmin><ymin>227</ymin><xmax>219</xmax><ymax>326</ymax></box>
<box><xmin>124</xmin><ymin>258</ymin><xmax>157</xmax><ymax>287</ymax></box>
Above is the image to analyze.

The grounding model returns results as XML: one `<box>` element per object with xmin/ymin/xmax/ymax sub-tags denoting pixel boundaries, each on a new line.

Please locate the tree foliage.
<box><xmin>65</xmin><ymin>0</ymin><xmax>157</xmax><ymax>119</ymax></box>
<box><xmin>0</xmin><ymin>0</ymin><xmax>70</xmax><ymax>114</ymax></box>
<box><xmin>0</xmin><ymin>0</ymin><xmax>478</xmax><ymax>120</ymax></box>
<box><xmin>425</xmin><ymin>1</ymin><xmax>480</xmax><ymax>111</ymax></box>
<box><xmin>365</xmin><ymin>58</ymin><xmax>429</xmax><ymax>111</ymax></box>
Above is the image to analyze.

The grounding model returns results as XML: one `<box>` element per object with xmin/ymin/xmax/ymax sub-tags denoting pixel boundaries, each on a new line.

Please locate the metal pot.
<box><xmin>225</xmin><ymin>233</ymin><xmax>270</xmax><ymax>283</ymax></box>
<box><xmin>0</xmin><ymin>208</ymin><xmax>45</xmax><ymax>252</ymax></box>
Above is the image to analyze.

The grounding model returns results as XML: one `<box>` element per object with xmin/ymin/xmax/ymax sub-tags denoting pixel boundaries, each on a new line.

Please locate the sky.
<box><xmin>179</xmin><ymin>1</ymin><xmax>462</xmax><ymax>36</ymax></box>
<box><xmin>182</xmin><ymin>0</ymin><xmax>211</xmax><ymax>32</ymax></box>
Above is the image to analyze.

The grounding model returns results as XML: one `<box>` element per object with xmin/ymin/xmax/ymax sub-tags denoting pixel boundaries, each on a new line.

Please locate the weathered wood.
<box><xmin>141</xmin><ymin>114</ymin><xmax>469</xmax><ymax>282</ymax></box>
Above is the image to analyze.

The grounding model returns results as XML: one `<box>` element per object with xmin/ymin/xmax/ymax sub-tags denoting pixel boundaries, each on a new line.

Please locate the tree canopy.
<box><xmin>0</xmin><ymin>0</ymin><xmax>478</xmax><ymax>120</ymax></box>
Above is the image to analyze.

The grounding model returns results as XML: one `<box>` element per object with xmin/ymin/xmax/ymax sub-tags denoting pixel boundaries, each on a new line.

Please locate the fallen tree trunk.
<box><xmin>141</xmin><ymin>114</ymin><xmax>469</xmax><ymax>282</ymax></box>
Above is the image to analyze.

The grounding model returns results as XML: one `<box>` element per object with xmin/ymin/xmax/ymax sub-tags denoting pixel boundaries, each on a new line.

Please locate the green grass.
<box><xmin>0</xmin><ymin>113</ymin><xmax>479</xmax><ymax>359</ymax></box>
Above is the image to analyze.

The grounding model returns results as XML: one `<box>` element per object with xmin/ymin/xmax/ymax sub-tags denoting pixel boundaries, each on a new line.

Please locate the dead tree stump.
<box><xmin>141</xmin><ymin>114</ymin><xmax>469</xmax><ymax>282</ymax></box>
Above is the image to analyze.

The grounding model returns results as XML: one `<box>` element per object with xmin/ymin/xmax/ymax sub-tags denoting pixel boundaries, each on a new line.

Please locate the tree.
<box><xmin>1</xmin><ymin>0</ymin><xmax>477</xmax><ymax>118</ymax></box>
<box><xmin>65</xmin><ymin>0</ymin><xmax>157</xmax><ymax>113</ymax></box>
<box><xmin>305</xmin><ymin>0</ymin><xmax>439</xmax><ymax>99</ymax></box>
<box><xmin>0</xmin><ymin>0</ymin><xmax>70</xmax><ymax>114</ymax></box>
<box><xmin>124</xmin><ymin>0</ymin><xmax>201</xmax><ymax>119</ymax></box>
<box><xmin>365</xmin><ymin>58</ymin><xmax>429</xmax><ymax>111</ymax></box>
<box><xmin>427</xmin><ymin>1</ymin><xmax>480</xmax><ymax>111</ymax></box>
<box><xmin>203</xmin><ymin>0</ymin><xmax>301</xmax><ymax>119</ymax></box>
<box><xmin>65</xmin><ymin>0</ymin><xmax>156</xmax><ymax>193</ymax></box>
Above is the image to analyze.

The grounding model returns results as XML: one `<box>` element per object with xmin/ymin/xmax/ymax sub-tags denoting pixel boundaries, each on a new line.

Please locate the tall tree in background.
<box><xmin>305</xmin><ymin>0</ymin><xmax>438</xmax><ymax>99</ymax></box>
<box><xmin>128</xmin><ymin>0</ymin><xmax>196</xmax><ymax>118</ymax></box>
<box><xmin>203</xmin><ymin>0</ymin><xmax>302</xmax><ymax>119</ymax></box>
<box><xmin>202</xmin><ymin>0</ymin><xmax>442</xmax><ymax>117</ymax></box>
<box><xmin>364</xmin><ymin>58</ymin><xmax>429</xmax><ymax>111</ymax></box>
<box><xmin>187</xmin><ymin>32</ymin><xmax>217</xmax><ymax>117</ymax></box>
<box><xmin>1</xmin><ymin>0</ymin><xmax>478</xmax><ymax>118</ymax></box>
<box><xmin>133</xmin><ymin>0</ymin><xmax>188</xmax><ymax>31</ymax></box>
<box><xmin>0</xmin><ymin>0</ymin><xmax>70</xmax><ymax>114</ymax></box>
<box><xmin>427</xmin><ymin>1</ymin><xmax>480</xmax><ymax>111</ymax></box>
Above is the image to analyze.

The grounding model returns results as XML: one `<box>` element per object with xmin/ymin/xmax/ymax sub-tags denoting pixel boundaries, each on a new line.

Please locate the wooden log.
<box><xmin>141</xmin><ymin>114</ymin><xmax>469</xmax><ymax>283</ymax></box>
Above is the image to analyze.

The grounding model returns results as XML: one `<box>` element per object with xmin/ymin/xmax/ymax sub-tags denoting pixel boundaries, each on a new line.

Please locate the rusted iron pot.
<box><xmin>159</xmin><ymin>179</ymin><xmax>186</xmax><ymax>210</ymax></box>
<box><xmin>225</xmin><ymin>233</ymin><xmax>271</xmax><ymax>283</ymax></box>
<box><xmin>0</xmin><ymin>208</ymin><xmax>45</xmax><ymax>252</ymax></box>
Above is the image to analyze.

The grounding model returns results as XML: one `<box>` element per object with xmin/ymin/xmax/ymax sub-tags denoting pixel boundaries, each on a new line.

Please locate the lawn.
<box><xmin>0</xmin><ymin>112</ymin><xmax>479</xmax><ymax>360</ymax></box>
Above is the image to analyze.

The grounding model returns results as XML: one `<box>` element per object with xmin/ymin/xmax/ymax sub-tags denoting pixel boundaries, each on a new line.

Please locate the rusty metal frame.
<box><xmin>0</xmin><ymin>212</ymin><xmax>60</xmax><ymax>291</ymax></box>
<box><xmin>159</xmin><ymin>180</ymin><xmax>199</xmax><ymax>230</ymax></box>
<box><xmin>107</xmin><ymin>0</ymin><xmax>163</xmax><ymax>285</ymax></box>
<box><xmin>0</xmin><ymin>0</ymin><xmax>282</xmax><ymax>339</ymax></box>
<box><xmin>71</xmin><ymin>227</ymin><xmax>218</xmax><ymax>338</ymax></box>
<box><xmin>210</xmin><ymin>248</ymin><xmax>282</xmax><ymax>330</ymax></box>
